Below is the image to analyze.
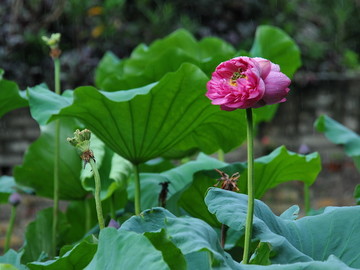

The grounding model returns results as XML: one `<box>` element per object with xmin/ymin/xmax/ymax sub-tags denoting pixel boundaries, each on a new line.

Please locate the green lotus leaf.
<box><xmin>80</xmin><ymin>134</ymin><xmax>132</xmax><ymax>201</ymax></box>
<box><xmin>27</xmin><ymin>236</ymin><xmax>97</xmax><ymax>270</ymax></box>
<box><xmin>0</xmin><ymin>176</ymin><xmax>17</xmax><ymax>204</ymax></box>
<box><xmin>241</xmin><ymin>255</ymin><xmax>357</xmax><ymax>269</ymax></box>
<box><xmin>178</xmin><ymin>146</ymin><xmax>320</xmax><ymax>226</ymax></box>
<box><xmin>14</xmin><ymin>119</ymin><xmax>87</xmax><ymax>200</ymax></box>
<box><xmin>127</xmin><ymin>153</ymin><xmax>225</xmax><ymax>214</ymax></box>
<box><xmin>0</xmin><ymin>75</ymin><xmax>28</xmax><ymax>118</ymax></box>
<box><xmin>0</xmin><ymin>250</ymin><xmax>26</xmax><ymax>270</ymax></box>
<box><xmin>94</xmin><ymin>51</ymin><xmax>122</xmax><ymax>88</ymax></box>
<box><xmin>84</xmin><ymin>228</ymin><xmax>170</xmax><ymax>270</ymax></box>
<box><xmin>315</xmin><ymin>114</ymin><xmax>360</xmax><ymax>171</ymax></box>
<box><xmin>21</xmin><ymin>208</ymin><xmax>70</xmax><ymax>264</ymax></box>
<box><xmin>54</xmin><ymin>63</ymin><xmax>249</xmax><ymax>163</ymax></box>
<box><xmin>27</xmin><ymin>84</ymin><xmax>73</xmax><ymax>126</ymax></box>
<box><xmin>95</xmin><ymin>29</ymin><xmax>236</xmax><ymax>91</ymax></box>
<box><xmin>64</xmin><ymin>191</ymin><xmax>128</xmax><ymax>243</ymax></box>
<box><xmin>250</xmin><ymin>25</ymin><xmax>301</xmax><ymax>78</ymax></box>
<box><xmin>236</xmin><ymin>146</ymin><xmax>321</xmax><ymax>197</ymax></box>
<box><xmin>205</xmin><ymin>188</ymin><xmax>360</xmax><ymax>268</ymax></box>
<box><xmin>120</xmin><ymin>207</ymin><xmax>240</xmax><ymax>270</ymax></box>
<box><xmin>0</xmin><ymin>263</ymin><xmax>21</xmax><ymax>270</ymax></box>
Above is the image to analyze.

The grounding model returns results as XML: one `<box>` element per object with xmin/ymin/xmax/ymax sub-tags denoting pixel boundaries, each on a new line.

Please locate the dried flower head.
<box><xmin>214</xmin><ymin>169</ymin><xmax>240</xmax><ymax>192</ymax></box>
<box><xmin>158</xmin><ymin>181</ymin><xmax>170</xmax><ymax>208</ymax></box>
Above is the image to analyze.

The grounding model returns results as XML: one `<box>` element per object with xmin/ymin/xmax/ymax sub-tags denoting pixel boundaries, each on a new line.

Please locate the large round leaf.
<box><xmin>27</xmin><ymin>84</ymin><xmax>73</xmax><ymax>126</ymax></box>
<box><xmin>315</xmin><ymin>114</ymin><xmax>360</xmax><ymax>171</ymax></box>
<box><xmin>95</xmin><ymin>29</ymin><xmax>236</xmax><ymax>91</ymax></box>
<box><xmin>0</xmin><ymin>176</ymin><xmax>17</xmax><ymax>204</ymax></box>
<box><xmin>0</xmin><ymin>77</ymin><xmax>28</xmax><ymax>118</ymax></box>
<box><xmin>21</xmin><ymin>208</ymin><xmax>70</xmax><ymax>264</ymax></box>
<box><xmin>54</xmin><ymin>64</ymin><xmax>247</xmax><ymax>163</ymax></box>
<box><xmin>236</xmin><ymin>146</ymin><xmax>321</xmax><ymax>197</ymax></box>
<box><xmin>85</xmin><ymin>228</ymin><xmax>170</xmax><ymax>270</ymax></box>
<box><xmin>127</xmin><ymin>153</ymin><xmax>226</xmax><ymax>213</ymax></box>
<box><xmin>27</xmin><ymin>236</ymin><xmax>97</xmax><ymax>270</ymax></box>
<box><xmin>121</xmin><ymin>207</ymin><xmax>240</xmax><ymax>270</ymax></box>
<box><xmin>0</xmin><ymin>250</ymin><xmax>26</xmax><ymax>270</ymax></box>
<box><xmin>250</xmin><ymin>25</ymin><xmax>301</xmax><ymax>78</ymax></box>
<box><xmin>178</xmin><ymin>146</ymin><xmax>321</xmax><ymax>226</ymax></box>
<box><xmin>242</xmin><ymin>255</ymin><xmax>357</xmax><ymax>270</ymax></box>
<box><xmin>205</xmin><ymin>188</ymin><xmax>360</xmax><ymax>268</ymax></box>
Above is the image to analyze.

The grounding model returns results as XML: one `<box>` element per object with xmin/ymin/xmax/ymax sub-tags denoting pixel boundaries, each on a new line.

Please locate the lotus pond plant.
<box><xmin>0</xmin><ymin>25</ymin><xmax>359</xmax><ymax>270</ymax></box>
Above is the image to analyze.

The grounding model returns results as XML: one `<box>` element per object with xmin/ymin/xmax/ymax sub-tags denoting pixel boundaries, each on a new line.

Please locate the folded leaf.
<box><xmin>315</xmin><ymin>114</ymin><xmax>360</xmax><ymax>171</ymax></box>
<box><xmin>27</xmin><ymin>236</ymin><xmax>97</xmax><ymax>270</ymax></box>
<box><xmin>121</xmin><ymin>207</ymin><xmax>240</xmax><ymax>270</ymax></box>
<box><xmin>250</xmin><ymin>25</ymin><xmax>301</xmax><ymax>78</ymax></box>
<box><xmin>54</xmin><ymin>64</ymin><xmax>248</xmax><ymax>163</ymax></box>
<box><xmin>27</xmin><ymin>84</ymin><xmax>73</xmax><ymax>126</ymax></box>
<box><xmin>127</xmin><ymin>153</ymin><xmax>225</xmax><ymax>214</ymax></box>
<box><xmin>21</xmin><ymin>208</ymin><xmax>70</xmax><ymax>264</ymax></box>
<box><xmin>206</xmin><ymin>188</ymin><xmax>360</xmax><ymax>268</ymax></box>
<box><xmin>179</xmin><ymin>146</ymin><xmax>320</xmax><ymax>226</ymax></box>
<box><xmin>14</xmin><ymin>119</ymin><xmax>87</xmax><ymax>200</ymax></box>
<box><xmin>0</xmin><ymin>250</ymin><xmax>26</xmax><ymax>270</ymax></box>
<box><xmin>0</xmin><ymin>75</ymin><xmax>28</xmax><ymax>118</ymax></box>
<box><xmin>85</xmin><ymin>228</ymin><xmax>170</xmax><ymax>270</ymax></box>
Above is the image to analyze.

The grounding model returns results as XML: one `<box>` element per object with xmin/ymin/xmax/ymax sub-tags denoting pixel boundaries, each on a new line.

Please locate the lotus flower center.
<box><xmin>230</xmin><ymin>70</ymin><xmax>246</xmax><ymax>86</ymax></box>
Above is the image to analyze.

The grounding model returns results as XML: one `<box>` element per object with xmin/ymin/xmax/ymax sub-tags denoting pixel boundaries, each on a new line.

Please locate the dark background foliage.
<box><xmin>1</xmin><ymin>0</ymin><xmax>360</xmax><ymax>89</ymax></box>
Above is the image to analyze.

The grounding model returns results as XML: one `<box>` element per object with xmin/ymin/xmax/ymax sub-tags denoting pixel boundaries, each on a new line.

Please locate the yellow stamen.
<box><xmin>230</xmin><ymin>70</ymin><xmax>246</xmax><ymax>86</ymax></box>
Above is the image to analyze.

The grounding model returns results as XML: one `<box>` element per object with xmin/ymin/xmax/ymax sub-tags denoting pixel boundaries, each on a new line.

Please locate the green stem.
<box><xmin>304</xmin><ymin>183</ymin><xmax>311</xmax><ymax>215</ymax></box>
<box><xmin>243</xmin><ymin>108</ymin><xmax>255</xmax><ymax>264</ymax></box>
<box><xmin>89</xmin><ymin>158</ymin><xmax>105</xmax><ymax>230</ymax></box>
<box><xmin>4</xmin><ymin>205</ymin><xmax>17</xmax><ymax>252</ymax></box>
<box><xmin>52</xmin><ymin>57</ymin><xmax>61</xmax><ymax>257</ymax></box>
<box><xmin>54</xmin><ymin>58</ymin><xmax>61</xmax><ymax>95</ymax></box>
<box><xmin>217</xmin><ymin>149</ymin><xmax>225</xmax><ymax>162</ymax></box>
<box><xmin>133</xmin><ymin>164</ymin><xmax>141</xmax><ymax>215</ymax></box>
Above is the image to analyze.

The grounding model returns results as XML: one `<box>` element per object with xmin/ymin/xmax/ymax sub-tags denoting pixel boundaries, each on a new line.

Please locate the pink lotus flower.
<box><xmin>206</xmin><ymin>57</ymin><xmax>291</xmax><ymax>110</ymax></box>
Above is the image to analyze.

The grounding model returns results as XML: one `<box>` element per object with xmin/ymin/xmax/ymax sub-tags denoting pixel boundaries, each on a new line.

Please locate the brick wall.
<box><xmin>0</xmin><ymin>108</ymin><xmax>39</xmax><ymax>175</ymax></box>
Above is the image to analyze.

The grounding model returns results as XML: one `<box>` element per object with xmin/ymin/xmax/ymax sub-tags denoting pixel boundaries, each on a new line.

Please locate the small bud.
<box><xmin>42</xmin><ymin>33</ymin><xmax>61</xmax><ymax>49</ymax></box>
<box><xmin>67</xmin><ymin>129</ymin><xmax>95</xmax><ymax>167</ymax></box>
<box><xmin>107</xmin><ymin>219</ymin><xmax>120</xmax><ymax>229</ymax></box>
<box><xmin>298</xmin><ymin>144</ymin><xmax>311</xmax><ymax>155</ymax></box>
<box><xmin>9</xmin><ymin>193</ymin><xmax>21</xmax><ymax>207</ymax></box>
<box><xmin>67</xmin><ymin>129</ymin><xmax>92</xmax><ymax>150</ymax></box>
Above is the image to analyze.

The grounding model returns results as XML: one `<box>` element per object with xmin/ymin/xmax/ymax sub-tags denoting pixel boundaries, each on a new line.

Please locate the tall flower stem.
<box><xmin>89</xmin><ymin>158</ymin><xmax>105</xmax><ymax>230</ymax></box>
<box><xmin>243</xmin><ymin>108</ymin><xmax>255</xmax><ymax>264</ymax></box>
<box><xmin>133</xmin><ymin>164</ymin><xmax>141</xmax><ymax>215</ymax></box>
<box><xmin>52</xmin><ymin>57</ymin><xmax>61</xmax><ymax>257</ymax></box>
<box><xmin>4</xmin><ymin>205</ymin><xmax>17</xmax><ymax>252</ymax></box>
<box><xmin>217</xmin><ymin>149</ymin><xmax>225</xmax><ymax>162</ymax></box>
<box><xmin>304</xmin><ymin>183</ymin><xmax>311</xmax><ymax>215</ymax></box>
